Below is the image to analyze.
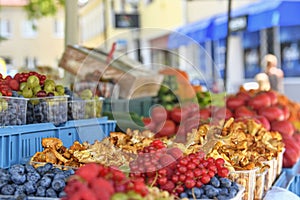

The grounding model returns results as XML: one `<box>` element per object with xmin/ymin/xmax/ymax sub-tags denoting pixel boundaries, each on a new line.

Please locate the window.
<box><xmin>24</xmin><ymin>56</ymin><xmax>37</xmax><ymax>69</ymax></box>
<box><xmin>54</xmin><ymin>19</ymin><xmax>64</xmax><ymax>38</ymax></box>
<box><xmin>0</xmin><ymin>18</ymin><xmax>11</xmax><ymax>37</ymax></box>
<box><xmin>22</xmin><ymin>20</ymin><xmax>37</xmax><ymax>38</ymax></box>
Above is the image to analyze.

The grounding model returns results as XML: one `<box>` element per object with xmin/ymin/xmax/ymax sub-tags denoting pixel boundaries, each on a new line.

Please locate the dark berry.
<box><xmin>51</xmin><ymin>178</ymin><xmax>65</xmax><ymax>192</ymax></box>
<box><xmin>58</xmin><ymin>190</ymin><xmax>67</xmax><ymax>198</ymax></box>
<box><xmin>1</xmin><ymin>184</ymin><xmax>15</xmax><ymax>195</ymax></box>
<box><xmin>25</xmin><ymin>164</ymin><xmax>36</xmax><ymax>173</ymax></box>
<box><xmin>36</xmin><ymin>186</ymin><xmax>46</xmax><ymax>197</ymax></box>
<box><xmin>210</xmin><ymin>176</ymin><xmax>220</xmax><ymax>188</ymax></box>
<box><xmin>27</xmin><ymin>172</ymin><xmax>41</xmax><ymax>182</ymax></box>
<box><xmin>11</xmin><ymin>173</ymin><xmax>26</xmax><ymax>185</ymax></box>
<box><xmin>9</xmin><ymin>164</ymin><xmax>25</xmax><ymax>175</ymax></box>
<box><xmin>180</xmin><ymin>192</ymin><xmax>188</xmax><ymax>198</ymax></box>
<box><xmin>39</xmin><ymin>176</ymin><xmax>52</xmax><ymax>188</ymax></box>
<box><xmin>219</xmin><ymin>177</ymin><xmax>232</xmax><ymax>188</ymax></box>
<box><xmin>205</xmin><ymin>187</ymin><xmax>219</xmax><ymax>198</ymax></box>
<box><xmin>46</xmin><ymin>188</ymin><xmax>57</xmax><ymax>197</ymax></box>
<box><xmin>43</xmin><ymin>163</ymin><xmax>53</xmax><ymax>172</ymax></box>
<box><xmin>193</xmin><ymin>187</ymin><xmax>202</xmax><ymax>198</ymax></box>
<box><xmin>24</xmin><ymin>181</ymin><xmax>36</xmax><ymax>194</ymax></box>
<box><xmin>219</xmin><ymin>187</ymin><xmax>229</xmax><ymax>195</ymax></box>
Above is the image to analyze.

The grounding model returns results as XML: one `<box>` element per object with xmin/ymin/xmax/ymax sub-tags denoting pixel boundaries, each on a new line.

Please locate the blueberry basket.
<box><xmin>0</xmin><ymin>96</ymin><xmax>28</xmax><ymax>126</ymax></box>
<box><xmin>67</xmin><ymin>97</ymin><xmax>104</xmax><ymax>120</ymax></box>
<box><xmin>26</xmin><ymin>96</ymin><xmax>68</xmax><ymax>126</ymax></box>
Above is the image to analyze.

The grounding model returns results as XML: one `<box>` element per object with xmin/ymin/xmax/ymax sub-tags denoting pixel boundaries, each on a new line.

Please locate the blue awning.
<box><xmin>167</xmin><ymin>18</ymin><xmax>213</xmax><ymax>49</ymax></box>
<box><xmin>212</xmin><ymin>0</ymin><xmax>300</xmax><ymax>40</ymax></box>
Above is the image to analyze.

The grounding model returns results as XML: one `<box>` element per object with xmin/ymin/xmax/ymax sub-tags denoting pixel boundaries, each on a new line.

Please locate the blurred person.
<box><xmin>255</xmin><ymin>54</ymin><xmax>284</xmax><ymax>93</ymax></box>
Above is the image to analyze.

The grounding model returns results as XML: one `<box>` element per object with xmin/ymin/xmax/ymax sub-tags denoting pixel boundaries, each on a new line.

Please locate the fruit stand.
<box><xmin>1</xmin><ymin>49</ymin><xmax>300</xmax><ymax>200</ymax></box>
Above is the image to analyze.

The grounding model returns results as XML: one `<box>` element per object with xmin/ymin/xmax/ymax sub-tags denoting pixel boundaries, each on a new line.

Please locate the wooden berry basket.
<box><xmin>59</xmin><ymin>45</ymin><xmax>164</xmax><ymax>99</ymax></box>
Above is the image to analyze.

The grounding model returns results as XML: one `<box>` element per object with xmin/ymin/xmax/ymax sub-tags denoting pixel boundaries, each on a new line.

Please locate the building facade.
<box><xmin>0</xmin><ymin>0</ymin><xmax>65</xmax><ymax>75</ymax></box>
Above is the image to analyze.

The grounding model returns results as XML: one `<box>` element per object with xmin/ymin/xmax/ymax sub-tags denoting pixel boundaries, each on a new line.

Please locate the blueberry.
<box><xmin>39</xmin><ymin>176</ymin><xmax>52</xmax><ymax>188</ymax></box>
<box><xmin>202</xmin><ymin>184</ymin><xmax>214</xmax><ymax>191</ymax></box>
<box><xmin>205</xmin><ymin>187</ymin><xmax>219</xmax><ymax>198</ymax></box>
<box><xmin>51</xmin><ymin>168</ymin><xmax>63</xmax><ymax>174</ymax></box>
<box><xmin>36</xmin><ymin>186</ymin><xmax>46</xmax><ymax>197</ymax></box>
<box><xmin>53</xmin><ymin>172</ymin><xmax>66</xmax><ymax>180</ymax></box>
<box><xmin>43</xmin><ymin>172</ymin><xmax>55</xmax><ymax>179</ymax></box>
<box><xmin>219</xmin><ymin>187</ymin><xmax>229</xmax><ymax>195</ymax></box>
<box><xmin>219</xmin><ymin>177</ymin><xmax>232</xmax><ymax>188</ymax></box>
<box><xmin>24</xmin><ymin>181</ymin><xmax>36</xmax><ymax>194</ymax></box>
<box><xmin>0</xmin><ymin>180</ymin><xmax>8</xmax><ymax>189</ymax></box>
<box><xmin>0</xmin><ymin>169</ymin><xmax>10</xmax><ymax>181</ymax></box>
<box><xmin>14</xmin><ymin>184</ymin><xmax>25</xmax><ymax>195</ymax></box>
<box><xmin>217</xmin><ymin>194</ymin><xmax>230</xmax><ymax>200</ymax></box>
<box><xmin>25</xmin><ymin>164</ymin><xmax>36</xmax><ymax>173</ymax></box>
<box><xmin>36</xmin><ymin>166</ymin><xmax>48</xmax><ymax>175</ymax></box>
<box><xmin>232</xmin><ymin>181</ymin><xmax>239</xmax><ymax>190</ymax></box>
<box><xmin>11</xmin><ymin>173</ymin><xmax>26</xmax><ymax>185</ymax></box>
<box><xmin>51</xmin><ymin>178</ymin><xmax>65</xmax><ymax>192</ymax></box>
<box><xmin>186</xmin><ymin>188</ymin><xmax>193</xmax><ymax>197</ymax></box>
<box><xmin>27</xmin><ymin>172</ymin><xmax>41</xmax><ymax>182</ymax></box>
<box><xmin>200</xmin><ymin>194</ymin><xmax>209</xmax><ymax>199</ymax></box>
<box><xmin>180</xmin><ymin>192</ymin><xmax>189</xmax><ymax>198</ymax></box>
<box><xmin>58</xmin><ymin>190</ymin><xmax>67</xmax><ymax>198</ymax></box>
<box><xmin>43</xmin><ymin>163</ymin><xmax>53</xmax><ymax>172</ymax></box>
<box><xmin>228</xmin><ymin>187</ymin><xmax>238</xmax><ymax>198</ymax></box>
<box><xmin>63</xmin><ymin>169</ymin><xmax>75</xmax><ymax>177</ymax></box>
<box><xmin>210</xmin><ymin>176</ymin><xmax>220</xmax><ymax>188</ymax></box>
<box><xmin>46</xmin><ymin>188</ymin><xmax>57</xmax><ymax>197</ymax></box>
<box><xmin>9</xmin><ymin>164</ymin><xmax>25</xmax><ymax>175</ymax></box>
<box><xmin>15</xmin><ymin>193</ymin><xmax>28</xmax><ymax>200</ymax></box>
<box><xmin>1</xmin><ymin>184</ymin><xmax>15</xmax><ymax>195</ymax></box>
<box><xmin>193</xmin><ymin>187</ymin><xmax>202</xmax><ymax>198</ymax></box>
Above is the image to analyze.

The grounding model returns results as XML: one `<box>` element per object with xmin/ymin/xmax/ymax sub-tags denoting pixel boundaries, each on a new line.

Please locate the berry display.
<box><xmin>180</xmin><ymin>177</ymin><xmax>240</xmax><ymax>199</ymax></box>
<box><xmin>63</xmin><ymin>163</ymin><xmax>149</xmax><ymax>200</ymax></box>
<box><xmin>0</xmin><ymin>163</ymin><xmax>74</xmax><ymax>199</ymax></box>
<box><xmin>65</xmin><ymin>87</ymin><xmax>102</xmax><ymax>120</ymax></box>
<box><xmin>129</xmin><ymin>140</ymin><xmax>231</xmax><ymax>197</ymax></box>
<box><xmin>0</xmin><ymin>97</ymin><xmax>27</xmax><ymax>126</ymax></box>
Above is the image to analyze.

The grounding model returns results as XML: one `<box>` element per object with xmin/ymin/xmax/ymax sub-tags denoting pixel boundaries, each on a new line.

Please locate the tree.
<box><xmin>24</xmin><ymin>0</ymin><xmax>65</xmax><ymax>20</ymax></box>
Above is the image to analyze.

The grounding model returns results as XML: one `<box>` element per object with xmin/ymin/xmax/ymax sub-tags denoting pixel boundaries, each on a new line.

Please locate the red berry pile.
<box><xmin>63</xmin><ymin>163</ymin><xmax>148</xmax><ymax>200</ymax></box>
<box><xmin>129</xmin><ymin>140</ymin><xmax>229</xmax><ymax>197</ymax></box>
<box><xmin>0</xmin><ymin>72</ymin><xmax>46</xmax><ymax>96</ymax></box>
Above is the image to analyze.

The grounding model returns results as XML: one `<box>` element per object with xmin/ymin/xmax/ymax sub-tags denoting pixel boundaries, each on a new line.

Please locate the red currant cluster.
<box><xmin>129</xmin><ymin>140</ymin><xmax>229</xmax><ymax>197</ymax></box>
<box><xmin>63</xmin><ymin>163</ymin><xmax>148</xmax><ymax>200</ymax></box>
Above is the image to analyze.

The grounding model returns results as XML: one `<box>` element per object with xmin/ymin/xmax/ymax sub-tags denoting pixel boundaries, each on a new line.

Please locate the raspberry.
<box><xmin>90</xmin><ymin>177</ymin><xmax>115</xmax><ymax>199</ymax></box>
<box><xmin>75</xmin><ymin>163</ymin><xmax>100</xmax><ymax>182</ymax></box>
<box><xmin>67</xmin><ymin>184</ymin><xmax>97</xmax><ymax>200</ymax></box>
<box><xmin>167</xmin><ymin>147</ymin><xmax>183</xmax><ymax>160</ymax></box>
<box><xmin>159</xmin><ymin>154</ymin><xmax>176</xmax><ymax>167</ymax></box>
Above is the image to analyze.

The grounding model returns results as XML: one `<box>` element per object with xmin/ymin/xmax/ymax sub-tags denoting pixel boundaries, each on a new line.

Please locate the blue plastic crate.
<box><xmin>282</xmin><ymin>159</ymin><xmax>300</xmax><ymax>176</ymax></box>
<box><xmin>287</xmin><ymin>175</ymin><xmax>300</xmax><ymax>196</ymax></box>
<box><xmin>0</xmin><ymin>123</ymin><xmax>57</xmax><ymax>168</ymax></box>
<box><xmin>0</xmin><ymin>117</ymin><xmax>116</xmax><ymax>168</ymax></box>
<box><xmin>274</xmin><ymin>171</ymin><xmax>295</xmax><ymax>188</ymax></box>
<box><xmin>57</xmin><ymin>117</ymin><xmax>116</xmax><ymax>146</ymax></box>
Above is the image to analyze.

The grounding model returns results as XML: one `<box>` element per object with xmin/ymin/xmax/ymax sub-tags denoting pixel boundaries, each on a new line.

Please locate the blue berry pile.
<box><xmin>0</xmin><ymin>163</ymin><xmax>74</xmax><ymax>199</ymax></box>
<box><xmin>179</xmin><ymin>176</ymin><xmax>240</xmax><ymax>200</ymax></box>
<box><xmin>26</xmin><ymin>97</ymin><xmax>68</xmax><ymax>125</ymax></box>
<box><xmin>65</xmin><ymin>87</ymin><xmax>86</xmax><ymax>120</ymax></box>
<box><xmin>0</xmin><ymin>97</ymin><xmax>27</xmax><ymax>126</ymax></box>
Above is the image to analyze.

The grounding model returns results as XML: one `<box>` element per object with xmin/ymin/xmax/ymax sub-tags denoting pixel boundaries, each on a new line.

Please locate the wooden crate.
<box><xmin>59</xmin><ymin>45</ymin><xmax>164</xmax><ymax>99</ymax></box>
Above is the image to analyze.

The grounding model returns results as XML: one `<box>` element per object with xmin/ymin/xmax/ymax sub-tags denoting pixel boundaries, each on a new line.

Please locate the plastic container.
<box><xmin>26</xmin><ymin>96</ymin><xmax>68</xmax><ymax>126</ymax></box>
<box><xmin>67</xmin><ymin>97</ymin><xmax>104</xmax><ymax>120</ymax></box>
<box><xmin>283</xmin><ymin>158</ymin><xmax>300</xmax><ymax>176</ymax></box>
<box><xmin>287</xmin><ymin>175</ymin><xmax>300</xmax><ymax>196</ymax></box>
<box><xmin>0</xmin><ymin>117</ymin><xmax>116</xmax><ymax>168</ymax></box>
<box><xmin>229</xmin><ymin>168</ymin><xmax>258</xmax><ymax>200</ymax></box>
<box><xmin>263</xmin><ymin>159</ymin><xmax>276</xmax><ymax>194</ymax></box>
<box><xmin>0</xmin><ymin>195</ymin><xmax>59</xmax><ymax>200</ymax></box>
<box><xmin>276</xmin><ymin>148</ymin><xmax>285</xmax><ymax>176</ymax></box>
<box><xmin>254</xmin><ymin>169</ymin><xmax>267</xmax><ymax>200</ymax></box>
<box><xmin>0</xmin><ymin>96</ymin><xmax>28</xmax><ymax>126</ymax></box>
<box><xmin>102</xmin><ymin>96</ymin><xmax>155</xmax><ymax>117</ymax></box>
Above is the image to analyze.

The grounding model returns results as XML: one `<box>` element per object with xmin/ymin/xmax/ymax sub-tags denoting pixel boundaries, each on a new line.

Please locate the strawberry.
<box><xmin>159</xmin><ymin>154</ymin><xmax>176</xmax><ymax>167</ymax></box>
<box><xmin>8</xmin><ymin>79</ymin><xmax>19</xmax><ymax>91</ymax></box>
<box><xmin>167</xmin><ymin>147</ymin><xmax>183</xmax><ymax>160</ymax></box>
<box><xmin>75</xmin><ymin>163</ymin><xmax>100</xmax><ymax>182</ymax></box>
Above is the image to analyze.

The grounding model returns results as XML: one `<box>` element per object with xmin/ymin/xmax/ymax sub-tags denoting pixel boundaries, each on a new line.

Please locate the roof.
<box><xmin>0</xmin><ymin>0</ymin><xmax>28</xmax><ymax>6</ymax></box>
